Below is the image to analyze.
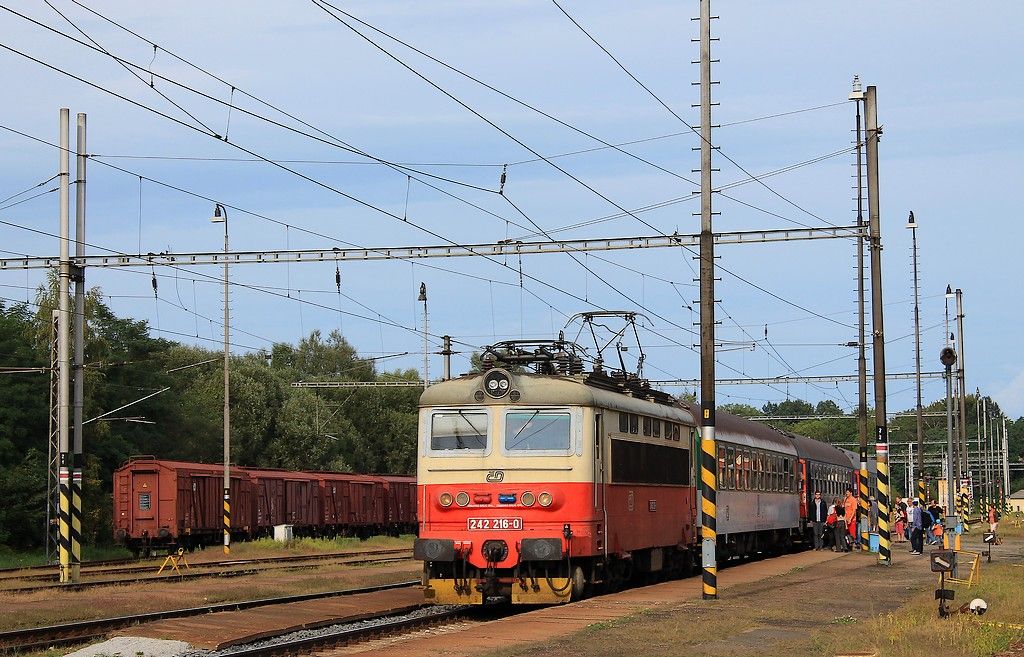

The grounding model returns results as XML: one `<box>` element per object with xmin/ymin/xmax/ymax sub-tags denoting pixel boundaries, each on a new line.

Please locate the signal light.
<box><xmin>439</xmin><ymin>492</ymin><xmax>453</xmax><ymax>507</ymax></box>
<box><xmin>455</xmin><ymin>491</ymin><xmax>470</xmax><ymax>507</ymax></box>
<box><xmin>521</xmin><ymin>491</ymin><xmax>536</xmax><ymax>507</ymax></box>
<box><xmin>538</xmin><ymin>492</ymin><xmax>553</xmax><ymax>507</ymax></box>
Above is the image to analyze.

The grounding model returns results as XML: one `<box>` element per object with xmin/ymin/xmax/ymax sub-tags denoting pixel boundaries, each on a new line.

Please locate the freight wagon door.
<box><xmin>131</xmin><ymin>470</ymin><xmax>160</xmax><ymax>538</ymax></box>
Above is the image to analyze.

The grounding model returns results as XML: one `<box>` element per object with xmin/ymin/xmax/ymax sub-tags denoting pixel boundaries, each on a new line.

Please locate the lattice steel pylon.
<box><xmin>46</xmin><ymin>310</ymin><xmax>60</xmax><ymax>565</ymax></box>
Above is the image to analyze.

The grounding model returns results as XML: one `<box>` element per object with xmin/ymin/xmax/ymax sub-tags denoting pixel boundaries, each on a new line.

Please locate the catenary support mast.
<box><xmin>697</xmin><ymin>0</ymin><xmax>718</xmax><ymax>600</ymax></box>
<box><xmin>57</xmin><ymin>108</ymin><xmax>73</xmax><ymax>583</ymax></box>
<box><xmin>865</xmin><ymin>86</ymin><xmax>891</xmax><ymax>566</ymax></box>
<box><xmin>70</xmin><ymin>112</ymin><xmax>86</xmax><ymax>582</ymax></box>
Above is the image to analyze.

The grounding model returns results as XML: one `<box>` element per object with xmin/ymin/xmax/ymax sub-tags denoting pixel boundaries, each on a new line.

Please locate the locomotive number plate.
<box><xmin>467</xmin><ymin>517</ymin><xmax>523</xmax><ymax>531</ymax></box>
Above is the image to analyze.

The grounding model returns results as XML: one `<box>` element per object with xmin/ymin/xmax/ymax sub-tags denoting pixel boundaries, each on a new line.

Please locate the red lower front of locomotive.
<box><xmin>414</xmin><ymin>482</ymin><xmax>600</xmax><ymax>604</ymax></box>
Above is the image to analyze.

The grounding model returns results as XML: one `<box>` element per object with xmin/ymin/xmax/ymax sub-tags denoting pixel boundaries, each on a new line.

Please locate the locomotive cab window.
<box><xmin>504</xmin><ymin>410</ymin><xmax>571</xmax><ymax>452</ymax></box>
<box><xmin>429</xmin><ymin>411</ymin><xmax>488</xmax><ymax>452</ymax></box>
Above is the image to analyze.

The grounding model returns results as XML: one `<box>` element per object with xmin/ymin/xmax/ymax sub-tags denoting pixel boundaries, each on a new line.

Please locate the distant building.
<box><xmin>1009</xmin><ymin>489</ymin><xmax>1024</xmax><ymax>514</ymax></box>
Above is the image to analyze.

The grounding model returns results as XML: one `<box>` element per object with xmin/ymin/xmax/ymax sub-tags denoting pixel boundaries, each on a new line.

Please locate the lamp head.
<box><xmin>211</xmin><ymin>203</ymin><xmax>225</xmax><ymax>223</ymax></box>
<box><xmin>848</xmin><ymin>75</ymin><xmax>865</xmax><ymax>101</ymax></box>
<box><xmin>906</xmin><ymin>210</ymin><xmax>917</xmax><ymax>229</ymax></box>
<box><xmin>418</xmin><ymin>282</ymin><xmax>427</xmax><ymax>302</ymax></box>
<box><xmin>945</xmin><ymin>284</ymin><xmax>954</xmax><ymax>299</ymax></box>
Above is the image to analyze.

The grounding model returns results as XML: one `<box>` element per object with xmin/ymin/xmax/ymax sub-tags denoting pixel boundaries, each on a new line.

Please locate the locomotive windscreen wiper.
<box><xmin>455</xmin><ymin>410</ymin><xmax>486</xmax><ymax>449</ymax></box>
<box><xmin>508</xmin><ymin>410</ymin><xmax>540</xmax><ymax>448</ymax></box>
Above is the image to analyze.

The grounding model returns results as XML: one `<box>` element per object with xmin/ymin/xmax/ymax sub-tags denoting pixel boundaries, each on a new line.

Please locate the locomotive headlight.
<box><xmin>455</xmin><ymin>491</ymin><xmax>471</xmax><ymax>507</ymax></box>
<box><xmin>521</xmin><ymin>491</ymin><xmax>536</xmax><ymax>507</ymax></box>
<box><xmin>439</xmin><ymin>492</ymin><xmax>453</xmax><ymax>507</ymax></box>
<box><xmin>538</xmin><ymin>492</ymin><xmax>553</xmax><ymax>507</ymax></box>
<box><xmin>483</xmin><ymin>369</ymin><xmax>512</xmax><ymax>399</ymax></box>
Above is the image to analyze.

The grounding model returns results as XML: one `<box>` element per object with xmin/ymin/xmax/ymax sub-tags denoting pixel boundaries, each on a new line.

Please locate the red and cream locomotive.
<box><xmin>414</xmin><ymin>325</ymin><xmax>864</xmax><ymax>605</ymax></box>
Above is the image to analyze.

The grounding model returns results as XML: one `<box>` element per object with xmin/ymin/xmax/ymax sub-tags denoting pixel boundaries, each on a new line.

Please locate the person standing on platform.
<box><xmin>909</xmin><ymin>499</ymin><xmax>925</xmax><ymax>555</ymax></box>
<box><xmin>843</xmin><ymin>488</ymin><xmax>858</xmax><ymax>548</ymax></box>
<box><xmin>893</xmin><ymin>497</ymin><xmax>906</xmax><ymax>543</ymax></box>
<box><xmin>988</xmin><ymin>504</ymin><xmax>999</xmax><ymax>534</ymax></box>
<box><xmin>811</xmin><ymin>491</ymin><xmax>827</xmax><ymax>550</ymax></box>
<box><xmin>834</xmin><ymin>496</ymin><xmax>849</xmax><ymax>552</ymax></box>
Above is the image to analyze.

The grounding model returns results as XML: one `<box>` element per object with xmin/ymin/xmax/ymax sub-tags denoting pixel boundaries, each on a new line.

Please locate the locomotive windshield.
<box><xmin>430</xmin><ymin>411</ymin><xmax>488</xmax><ymax>451</ymax></box>
<box><xmin>504</xmin><ymin>411</ymin><xmax>571</xmax><ymax>452</ymax></box>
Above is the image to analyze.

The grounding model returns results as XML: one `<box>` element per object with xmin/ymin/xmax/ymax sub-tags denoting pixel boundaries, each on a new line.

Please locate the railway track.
<box><xmin>216</xmin><ymin>606</ymin><xmax>471</xmax><ymax>657</ymax></box>
<box><xmin>0</xmin><ymin>580</ymin><xmax>420</xmax><ymax>653</ymax></box>
<box><xmin>0</xmin><ymin>550</ymin><xmax>414</xmax><ymax>594</ymax></box>
<box><xmin>0</xmin><ymin>540</ymin><xmax>411</xmax><ymax>577</ymax></box>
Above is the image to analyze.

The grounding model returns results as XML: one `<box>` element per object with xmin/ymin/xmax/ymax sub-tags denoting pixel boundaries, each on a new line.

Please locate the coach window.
<box><xmin>653</xmin><ymin>419</ymin><xmax>661</xmax><ymax>439</ymax></box>
<box><xmin>629</xmin><ymin>414</ymin><xmax>639</xmax><ymax>434</ymax></box>
<box><xmin>619</xmin><ymin>412</ymin><xmax>628</xmax><ymax>433</ymax></box>
<box><xmin>783</xmin><ymin>458</ymin><xmax>791</xmax><ymax>492</ymax></box>
<box><xmin>642</xmin><ymin>416</ymin><xmax>652</xmax><ymax>437</ymax></box>
<box><xmin>725</xmin><ymin>446</ymin><xmax>734</xmax><ymax>490</ymax></box>
<box><xmin>430</xmin><ymin>411</ymin><xmax>488</xmax><ymax>452</ymax></box>
<box><xmin>504</xmin><ymin>410</ymin><xmax>571</xmax><ymax>452</ymax></box>
<box><xmin>743</xmin><ymin>451</ymin><xmax>751</xmax><ymax>490</ymax></box>
<box><xmin>718</xmin><ymin>446</ymin><xmax>727</xmax><ymax>486</ymax></box>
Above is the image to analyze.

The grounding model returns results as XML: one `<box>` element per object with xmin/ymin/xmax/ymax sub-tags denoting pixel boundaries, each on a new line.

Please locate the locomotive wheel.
<box><xmin>571</xmin><ymin>565</ymin><xmax>587</xmax><ymax>600</ymax></box>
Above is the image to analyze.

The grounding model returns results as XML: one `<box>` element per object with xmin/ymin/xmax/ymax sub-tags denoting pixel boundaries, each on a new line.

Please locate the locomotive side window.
<box><xmin>619</xmin><ymin>412</ymin><xmax>629</xmax><ymax>433</ymax></box>
<box><xmin>642</xmin><ymin>416</ymin><xmax>652</xmax><ymax>436</ymax></box>
<box><xmin>504</xmin><ymin>411</ymin><xmax>571</xmax><ymax>451</ymax></box>
<box><xmin>629</xmin><ymin>414</ymin><xmax>639</xmax><ymax>434</ymax></box>
<box><xmin>430</xmin><ymin>411</ymin><xmax>488</xmax><ymax>451</ymax></box>
<box><xmin>652</xmin><ymin>419</ymin><xmax>661</xmax><ymax>439</ymax></box>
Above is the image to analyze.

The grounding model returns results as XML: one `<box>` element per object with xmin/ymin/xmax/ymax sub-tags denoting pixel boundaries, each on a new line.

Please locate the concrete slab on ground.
<box><xmin>64</xmin><ymin>636</ymin><xmax>190</xmax><ymax>657</ymax></box>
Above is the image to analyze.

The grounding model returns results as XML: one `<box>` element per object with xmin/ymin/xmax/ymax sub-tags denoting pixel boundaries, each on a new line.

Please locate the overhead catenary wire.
<box><xmin>2</xmin><ymin>8</ymin><xmax>864</xmax><ymax>347</ymax></box>
<box><xmin>550</xmin><ymin>0</ymin><xmax>849</xmax><ymax>233</ymax></box>
<box><xmin>308</xmin><ymin>1</ymin><xmax>859</xmax><ymax>340</ymax></box>
<box><xmin>0</xmin><ymin>11</ymin><xmax>876</xmax><ymax>399</ymax></box>
<box><xmin>0</xmin><ymin>49</ymin><xmax>853</xmax><ymax>404</ymax></box>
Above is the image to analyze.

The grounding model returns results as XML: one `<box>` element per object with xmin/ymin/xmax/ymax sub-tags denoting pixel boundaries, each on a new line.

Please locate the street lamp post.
<box><xmin>907</xmin><ymin>212</ymin><xmax>924</xmax><ymax>504</ymax></box>
<box><xmin>418</xmin><ymin>283</ymin><xmax>428</xmax><ymax>388</ymax></box>
<box><xmin>212</xmin><ymin>203</ymin><xmax>231</xmax><ymax>555</ymax></box>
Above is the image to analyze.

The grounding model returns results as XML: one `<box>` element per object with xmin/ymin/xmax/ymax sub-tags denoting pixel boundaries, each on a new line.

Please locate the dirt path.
<box><xmin>318</xmin><ymin>545</ymin><xmax>970</xmax><ymax>657</ymax></box>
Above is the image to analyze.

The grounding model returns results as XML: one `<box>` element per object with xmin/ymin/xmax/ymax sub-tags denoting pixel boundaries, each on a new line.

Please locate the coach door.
<box><xmin>595</xmin><ymin>412</ymin><xmax>607</xmax><ymax>555</ymax></box>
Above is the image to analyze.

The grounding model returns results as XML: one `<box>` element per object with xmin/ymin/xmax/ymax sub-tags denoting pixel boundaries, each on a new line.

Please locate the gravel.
<box><xmin>182</xmin><ymin>605</ymin><xmax>463</xmax><ymax>657</ymax></box>
<box><xmin>64</xmin><ymin>636</ymin><xmax>192</xmax><ymax>657</ymax></box>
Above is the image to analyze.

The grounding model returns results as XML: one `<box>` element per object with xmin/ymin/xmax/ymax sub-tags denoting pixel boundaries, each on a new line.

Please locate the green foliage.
<box><xmin>0</xmin><ymin>288</ymin><xmax>420</xmax><ymax>552</ymax></box>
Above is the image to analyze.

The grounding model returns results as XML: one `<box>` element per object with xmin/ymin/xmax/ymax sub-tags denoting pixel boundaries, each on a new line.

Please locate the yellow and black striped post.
<box><xmin>58</xmin><ymin>456</ymin><xmax>71</xmax><ymax>583</ymax></box>
<box><xmin>917</xmin><ymin>478</ymin><xmax>926</xmax><ymax>505</ymax></box>
<box><xmin>875</xmin><ymin>437</ymin><xmax>891</xmax><ymax>565</ymax></box>
<box><xmin>223</xmin><ymin>488</ymin><xmax>231</xmax><ymax>554</ymax></box>
<box><xmin>700</xmin><ymin>422</ymin><xmax>717</xmax><ymax>599</ymax></box>
<box><xmin>859</xmin><ymin>453</ymin><xmax>870</xmax><ymax>550</ymax></box>
<box><xmin>70</xmin><ymin>459</ymin><xmax>82</xmax><ymax>581</ymax></box>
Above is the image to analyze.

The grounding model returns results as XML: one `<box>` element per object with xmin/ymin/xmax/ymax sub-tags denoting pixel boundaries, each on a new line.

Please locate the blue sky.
<box><xmin>1</xmin><ymin>1</ymin><xmax>1022</xmax><ymax>418</ymax></box>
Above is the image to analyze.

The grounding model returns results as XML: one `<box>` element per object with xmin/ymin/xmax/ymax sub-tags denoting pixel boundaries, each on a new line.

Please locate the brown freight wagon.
<box><xmin>379</xmin><ymin>475</ymin><xmax>417</xmax><ymax>534</ymax></box>
<box><xmin>113</xmin><ymin>457</ymin><xmax>255</xmax><ymax>556</ymax></box>
<box><xmin>115</xmin><ymin>458</ymin><xmax>416</xmax><ymax>553</ymax></box>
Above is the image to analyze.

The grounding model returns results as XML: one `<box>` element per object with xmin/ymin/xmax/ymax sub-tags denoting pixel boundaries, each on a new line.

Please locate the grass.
<box><xmin>0</xmin><ymin>545</ymin><xmax>133</xmax><ymax>569</ymax></box>
<box><xmin>0</xmin><ymin>535</ymin><xmax>414</xmax><ymax>569</ymax></box>
<box><xmin>812</xmin><ymin>561</ymin><xmax>1024</xmax><ymax>657</ymax></box>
